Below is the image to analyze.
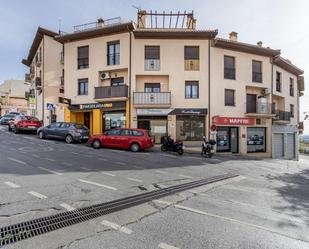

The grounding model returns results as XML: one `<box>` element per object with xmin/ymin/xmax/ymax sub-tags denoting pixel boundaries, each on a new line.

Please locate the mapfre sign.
<box><xmin>212</xmin><ymin>116</ymin><xmax>255</xmax><ymax>125</ymax></box>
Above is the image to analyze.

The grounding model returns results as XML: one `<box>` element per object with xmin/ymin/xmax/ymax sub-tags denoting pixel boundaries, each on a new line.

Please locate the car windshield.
<box><xmin>4</xmin><ymin>114</ymin><xmax>15</xmax><ymax>118</ymax></box>
<box><xmin>74</xmin><ymin>124</ymin><xmax>88</xmax><ymax>130</ymax></box>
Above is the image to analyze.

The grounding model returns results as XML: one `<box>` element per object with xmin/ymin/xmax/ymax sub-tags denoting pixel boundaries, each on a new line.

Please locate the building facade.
<box><xmin>31</xmin><ymin>10</ymin><xmax>304</xmax><ymax>159</ymax></box>
<box><xmin>22</xmin><ymin>27</ymin><xmax>64</xmax><ymax>125</ymax></box>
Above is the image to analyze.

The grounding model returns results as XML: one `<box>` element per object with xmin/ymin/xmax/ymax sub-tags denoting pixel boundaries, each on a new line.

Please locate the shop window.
<box><xmin>185</xmin><ymin>81</ymin><xmax>199</xmax><ymax>99</ymax></box>
<box><xmin>176</xmin><ymin>115</ymin><xmax>205</xmax><ymax>141</ymax></box>
<box><xmin>107</xmin><ymin>41</ymin><xmax>120</xmax><ymax>65</ymax></box>
<box><xmin>103</xmin><ymin>112</ymin><xmax>126</xmax><ymax>130</ymax></box>
<box><xmin>225</xmin><ymin>89</ymin><xmax>235</xmax><ymax>106</ymax></box>
<box><xmin>224</xmin><ymin>56</ymin><xmax>235</xmax><ymax>80</ymax></box>
<box><xmin>78</xmin><ymin>78</ymin><xmax>88</xmax><ymax>95</ymax></box>
<box><xmin>111</xmin><ymin>77</ymin><xmax>124</xmax><ymax>86</ymax></box>
<box><xmin>247</xmin><ymin>127</ymin><xmax>266</xmax><ymax>153</ymax></box>
<box><xmin>77</xmin><ymin>46</ymin><xmax>89</xmax><ymax>69</ymax></box>
<box><xmin>145</xmin><ymin>83</ymin><xmax>161</xmax><ymax>93</ymax></box>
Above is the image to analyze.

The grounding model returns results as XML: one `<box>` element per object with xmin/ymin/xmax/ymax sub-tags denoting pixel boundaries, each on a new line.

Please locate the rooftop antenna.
<box><xmin>132</xmin><ymin>5</ymin><xmax>141</xmax><ymax>11</ymax></box>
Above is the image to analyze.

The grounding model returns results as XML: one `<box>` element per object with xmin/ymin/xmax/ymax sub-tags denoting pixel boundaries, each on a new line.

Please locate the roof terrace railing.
<box><xmin>73</xmin><ymin>17</ymin><xmax>122</xmax><ymax>32</ymax></box>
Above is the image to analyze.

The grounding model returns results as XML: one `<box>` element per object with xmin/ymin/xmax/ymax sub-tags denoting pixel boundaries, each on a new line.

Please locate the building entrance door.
<box><xmin>216</xmin><ymin>127</ymin><xmax>239</xmax><ymax>153</ymax></box>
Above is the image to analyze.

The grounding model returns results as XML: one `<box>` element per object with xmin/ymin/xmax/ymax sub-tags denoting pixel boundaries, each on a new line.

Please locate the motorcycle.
<box><xmin>161</xmin><ymin>136</ymin><xmax>184</xmax><ymax>155</ymax></box>
<box><xmin>201</xmin><ymin>136</ymin><xmax>216</xmax><ymax>158</ymax></box>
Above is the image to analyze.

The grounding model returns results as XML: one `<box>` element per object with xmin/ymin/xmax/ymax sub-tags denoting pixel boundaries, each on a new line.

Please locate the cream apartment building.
<box><xmin>22</xmin><ymin>27</ymin><xmax>64</xmax><ymax>125</ymax></box>
<box><xmin>54</xmin><ymin>10</ymin><xmax>304</xmax><ymax>158</ymax></box>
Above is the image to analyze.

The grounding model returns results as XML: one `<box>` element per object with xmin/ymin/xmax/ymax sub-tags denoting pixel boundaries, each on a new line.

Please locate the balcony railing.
<box><xmin>184</xmin><ymin>59</ymin><xmax>199</xmax><ymax>71</ymax></box>
<box><xmin>274</xmin><ymin>110</ymin><xmax>291</xmax><ymax>121</ymax></box>
<box><xmin>95</xmin><ymin>85</ymin><xmax>128</xmax><ymax>99</ymax></box>
<box><xmin>145</xmin><ymin>59</ymin><xmax>160</xmax><ymax>71</ymax></box>
<box><xmin>133</xmin><ymin>92</ymin><xmax>171</xmax><ymax>105</ymax></box>
<box><xmin>245</xmin><ymin>102</ymin><xmax>275</xmax><ymax>115</ymax></box>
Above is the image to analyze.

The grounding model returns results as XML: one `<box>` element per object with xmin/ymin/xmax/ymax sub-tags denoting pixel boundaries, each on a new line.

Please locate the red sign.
<box><xmin>212</xmin><ymin>116</ymin><xmax>255</xmax><ymax>126</ymax></box>
<box><xmin>210</xmin><ymin>124</ymin><xmax>217</xmax><ymax>132</ymax></box>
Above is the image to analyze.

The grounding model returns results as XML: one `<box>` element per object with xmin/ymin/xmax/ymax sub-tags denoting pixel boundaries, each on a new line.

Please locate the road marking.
<box><xmin>158</xmin><ymin>243</ymin><xmax>180</xmax><ymax>249</ymax></box>
<box><xmin>4</xmin><ymin>181</ymin><xmax>20</xmax><ymax>188</ymax></box>
<box><xmin>101</xmin><ymin>172</ymin><xmax>116</xmax><ymax>176</ymax></box>
<box><xmin>127</xmin><ymin>177</ymin><xmax>143</xmax><ymax>183</ymax></box>
<box><xmin>62</xmin><ymin>162</ymin><xmax>73</xmax><ymax>166</ymax></box>
<box><xmin>179</xmin><ymin>174</ymin><xmax>193</xmax><ymax>179</ymax></box>
<box><xmin>38</xmin><ymin>166</ymin><xmax>63</xmax><ymax>176</ymax></box>
<box><xmin>99</xmin><ymin>158</ymin><xmax>107</xmax><ymax>161</ymax></box>
<box><xmin>116</xmin><ymin>162</ymin><xmax>126</xmax><ymax>165</ymax></box>
<box><xmin>60</xmin><ymin>203</ymin><xmax>76</xmax><ymax>211</ymax></box>
<box><xmin>101</xmin><ymin>220</ymin><xmax>133</xmax><ymax>234</ymax></box>
<box><xmin>8</xmin><ymin>157</ymin><xmax>27</xmax><ymax>165</ymax></box>
<box><xmin>155</xmin><ymin>170</ymin><xmax>168</xmax><ymax>174</ymax></box>
<box><xmin>78</xmin><ymin>179</ymin><xmax>117</xmax><ymax>190</ymax></box>
<box><xmin>132</xmin><ymin>166</ymin><xmax>144</xmax><ymax>169</ymax></box>
<box><xmin>28</xmin><ymin>191</ymin><xmax>47</xmax><ymax>199</ymax></box>
<box><xmin>23</xmin><ymin>136</ymin><xmax>35</xmax><ymax>140</ymax></box>
<box><xmin>153</xmin><ymin>200</ymin><xmax>172</xmax><ymax>206</ymax></box>
<box><xmin>108</xmin><ymin>149</ymin><xmax>126</xmax><ymax>153</ymax></box>
<box><xmin>46</xmin><ymin>158</ymin><xmax>56</xmax><ymax>162</ymax></box>
<box><xmin>84</xmin><ymin>155</ymin><xmax>93</xmax><ymax>158</ymax></box>
<box><xmin>80</xmin><ymin>167</ymin><xmax>91</xmax><ymax>171</ymax></box>
<box><xmin>32</xmin><ymin>154</ymin><xmax>40</xmax><ymax>158</ymax></box>
<box><xmin>71</xmin><ymin>152</ymin><xmax>79</xmax><ymax>155</ymax></box>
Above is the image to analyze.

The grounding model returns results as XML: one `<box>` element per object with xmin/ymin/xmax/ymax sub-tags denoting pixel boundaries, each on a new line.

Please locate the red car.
<box><xmin>89</xmin><ymin>128</ymin><xmax>154</xmax><ymax>152</ymax></box>
<box><xmin>12</xmin><ymin>115</ymin><xmax>42</xmax><ymax>134</ymax></box>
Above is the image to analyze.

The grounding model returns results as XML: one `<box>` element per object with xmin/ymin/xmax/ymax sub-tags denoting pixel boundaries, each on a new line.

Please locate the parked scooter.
<box><xmin>161</xmin><ymin>136</ymin><xmax>184</xmax><ymax>155</ymax></box>
<box><xmin>201</xmin><ymin>136</ymin><xmax>216</xmax><ymax>158</ymax></box>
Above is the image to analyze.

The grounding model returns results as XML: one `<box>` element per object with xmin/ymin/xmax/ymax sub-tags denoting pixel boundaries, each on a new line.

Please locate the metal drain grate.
<box><xmin>0</xmin><ymin>173</ymin><xmax>238</xmax><ymax>247</ymax></box>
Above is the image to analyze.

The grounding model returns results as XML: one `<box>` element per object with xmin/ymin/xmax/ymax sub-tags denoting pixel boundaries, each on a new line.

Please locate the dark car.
<box><xmin>11</xmin><ymin>115</ymin><xmax>42</xmax><ymax>133</ymax></box>
<box><xmin>0</xmin><ymin>113</ymin><xmax>18</xmax><ymax>125</ymax></box>
<box><xmin>37</xmin><ymin>122</ymin><xmax>90</xmax><ymax>144</ymax></box>
<box><xmin>88</xmin><ymin>128</ymin><xmax>154</xmax><ymax>152</ymax></box>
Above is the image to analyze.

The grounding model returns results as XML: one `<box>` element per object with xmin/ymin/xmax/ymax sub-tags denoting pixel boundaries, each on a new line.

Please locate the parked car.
<box><xmin>89</xmin><ymin>128</ymin><xmax>154</xmax><ymax>152</ymax></box>
<box><xmin>0</xmin><ymin>113</ymin><xmax>18</xmax><ymax>125</ymax></box>
<box><xmin>11</xmin><ymin>115</ymin><xmax>42</xmax><ymax>134</ymax></box>
<box><xmin>37</xmin><ymin>122</ymin><xmax>90</xmax><ymax>143</ymax></box>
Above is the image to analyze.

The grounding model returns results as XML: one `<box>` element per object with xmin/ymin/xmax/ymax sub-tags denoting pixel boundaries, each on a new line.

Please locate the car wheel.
<box><xmin>177</xmin><ymin>147</ymin><xmax>184</xmax><ymax>155</ymax></box>
<box><xmin>65</xmin><ymin>135</ymin><xmax>73</xmax><ymax>144</ymax></box>
<box><xmin>92</xmin><ymin>139</ymin><xmax>101</xmax><ymax>149</ymax></box>
<box><xmin>38</xmin><ymin>131</ymin><xmax>45</xmax><ymax>139</ymax></box>
<box><xmin>130</xmin><ymin>143</ymin><xmax>140</xmax><ymax>152</ymax></box>
<box><xmin>161</xmin><ymin>145</ymin><xmax>168</xmax><ymax>152</ymax></box>
<box><xmin>13</xmin><ymin>128</ymin><xmax>19</xmax><ymax>134</ymax></box>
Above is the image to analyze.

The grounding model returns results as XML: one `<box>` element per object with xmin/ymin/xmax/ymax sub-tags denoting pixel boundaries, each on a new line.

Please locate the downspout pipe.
<box><xmin>127</xmin><ymin>25</ymin><xmax>132</xmax><ymax>128</ymax></box>
<box><xmin>208</xmin><ymin>39</ymin><xmax>211</xmax><ymax>139</ymax></box>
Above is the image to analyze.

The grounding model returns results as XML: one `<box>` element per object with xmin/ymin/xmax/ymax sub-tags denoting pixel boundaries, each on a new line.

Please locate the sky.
<box><xmin>0</xmin><ymin>0</ymin><xmax>308</xmax><ymax>131</ymax></box>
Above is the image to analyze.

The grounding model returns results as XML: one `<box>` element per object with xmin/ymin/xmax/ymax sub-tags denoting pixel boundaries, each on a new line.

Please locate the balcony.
<box><xmin>94</xmin><ymin>85</ymin><xmax>128</xmax><ymax>100</ymax></box>
<box><xmin>273</xmin><ymin>110</ymin><xmax>291</xmax><ymax>124</ymax></box>
<box><xmin>133</xmin><ymin>92</ymin><xmax>171</xmax><ymax>107</ymax></box>
<box><xmin>30</xmin><ymin>67</ymin><xmax>35</xmax><ymax>79</ymax></box>
<box><xmin>145</xmin><ymin>59</ymin><xmax>160</xmax><ymax>71</ymax></box>
<box><xmin>35</xmin><ymin>77</ymin><xmax>42</xmax><ymax>90</ymax></box>
<box><xmin>245</xmin><ymin>102</ymin><xmax>275</xmax><ymax>117</ymax></box>
<box><xmin>184</xmin><ymin>59</ymin><xmax>199</xmax><ymax>71</ymax></box>
<box><xmin>25</xmin><ymin>73</ymin><xmax>31</xmax><ymax>82</ymax></box>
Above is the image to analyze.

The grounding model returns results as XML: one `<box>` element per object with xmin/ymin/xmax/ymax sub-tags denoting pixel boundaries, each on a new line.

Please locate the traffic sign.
<box><xmin>210</xmin><ymin>124</ymin><xmax>217</xmax><ymax>132</ymax></box>
<box><xmin>47</xmin><ymin>103</ymin><xmax>54</xmax><ymax>110</ymax></box>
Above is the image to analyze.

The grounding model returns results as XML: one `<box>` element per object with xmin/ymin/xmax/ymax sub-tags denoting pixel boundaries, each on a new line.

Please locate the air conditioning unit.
<box><xmin>261</xmin><ymin>88</ymin><xmax>270</xmax><ymax>96</ymax></box>
<box><xmin>100</xmin><ymin>72</ymin><xmax>110</xmax><ymax>80</ymax></box>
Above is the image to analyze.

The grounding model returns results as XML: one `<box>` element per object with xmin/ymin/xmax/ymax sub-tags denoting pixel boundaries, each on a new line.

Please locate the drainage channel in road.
<box><xmin>0</xmin><ymin>173</ymin><xmax>238</xmax><ymax>247</ymax></box>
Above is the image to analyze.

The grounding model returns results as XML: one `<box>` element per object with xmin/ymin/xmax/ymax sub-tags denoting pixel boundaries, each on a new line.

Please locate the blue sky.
<box><xmin>1</xmin><ymin>0</ymin><xmax>309</xmax><ymax>129</ymax></box>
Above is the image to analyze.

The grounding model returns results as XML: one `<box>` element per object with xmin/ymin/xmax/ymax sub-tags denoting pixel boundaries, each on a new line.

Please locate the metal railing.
<box><xmin>25</xmin><ymin>73</ymin><xmax>31</xmax><ymax>82</ymax></box>
<box><xmin>224</xmin><ymin>68</ymin><xmax>235</xmax><ymax>79</ymax></box>
<box><xmin>245</xmin><ymin>102</ymin><xmax>275</xmax><ymax>115</ymax></box>
<box><xmin>74</xmin><ymin>17</ymin><xmax>122</xmax><ymax>32</ymax></box>
<box><xmin>274</xmin><ymin>110</ymin><xmax>291</xmax><ymax>121</ymax></box>
<box><xmin>252</xmin><ymin>72</ymin><xmax>262</xmax><ymax>83</ymax></box>
<box><xmin>133</xmin><ymin>92</ymin><xmax>171</xmax><ymax>105</ymax></box>
<box><xmin>184</xmin><ymin>59</ymin><xmax>200</xmax><ymax>71</ymax></box>
<box><xmin>145</xmin><ymin>59</ymin><xmax>160</xmax><ymax>71</ymax></box>
<box><xmin>95</xmin><ymin>85</ymin><xmax>128</xmax><ymax>99</ymax></box>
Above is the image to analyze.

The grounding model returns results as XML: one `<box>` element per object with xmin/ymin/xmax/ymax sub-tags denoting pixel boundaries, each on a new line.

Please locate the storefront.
<box><xmin>136</xmin><ymin>109</ymin><xmax>170</xmax><ymax>143</ymax></box>
<box><xmin>66</xmin><ymin>101</ymin><xmax>127</xmax><ymax>135</ymax></box>
<box><xmin>169</xmin><ymin>108</ymin><xmax>208</xmax><ymax>141</ymax></box>
<box><xmin>212</xmin><ymin>116</ymin><xmax>269</xmax><ymax>155</ymax></box>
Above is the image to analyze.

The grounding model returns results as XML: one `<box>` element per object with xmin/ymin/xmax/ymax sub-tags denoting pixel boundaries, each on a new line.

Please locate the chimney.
<box><xmin>97</xmin><ymin>18</ymin><xmax>104</xmax><ymax>28</ymax></box>
<box><xmin>257</xmin><ymin>41</ymin><xmax>263</xmax><ymax>47</ymax></box>
<box><xmin>186</xmin><ymin>14</ymin><xmax>196</xmax><ymax>29</ymax></box>
<box><xmin>229</xmin><ymin>32</ymin><xmax>238</xmax><ymax>42</ymax></box>
<box><xmin>137</xmin><ymin>10</ymin><xmax>147</xmax><ymax>28</ymax></box>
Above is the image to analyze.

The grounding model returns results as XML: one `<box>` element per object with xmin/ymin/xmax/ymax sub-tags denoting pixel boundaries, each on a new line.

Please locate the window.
<box><xmin>225</xmin><ymin>89</ymin><xmax>235</xmax><ymax>106</ymax></box>
<box><xmin>176</xmin><ymin>115</ymin><xmax>205</xmax><ymax>141</ymax></box>
<box><xmin>49</xmin><ymin>122</ymin><xmax>62</xmax><ymax>129</ymax></box>
<box><xmin>185</xmin><ymin>81</ymin><xmax>199</xmax><ymax>99</ymax></box>
<box><xmin>184</xmin><ymin>46</ymin><xmax>199</xmax><ymax>70</ymax></box>
<box><xmin>60</xmin><ymin>123</ymin><xmax>71</xmax><ymax>129</ymax></box>
<box><xmin>276</xmin><ymin>71</ymin><xmax>281</xmax><ymax>92</ymax></box>
<box><xmin>111</xmin><ymin>77</ymin><xmax>124</xmax><ymax>86</ymax></box>
<box><xmin>132</xmin><ymin>130</ymin><xmax>144</xmax><ymax>136</ymax></box>
<box><xmin>252</xmin><ymin>60</ymin><xmax>262</xmax><ymax>83</ymax></box>
<box><xmin>290</xmin><ymin>104</ymin><xmax>294</xmax><ymax>118</ymax></box>
<box><xmin>224</xmin><ymin>56</ymin><xmax>235</xmax><ymax>79</ymax></box>
<box><xmin>144</xmin><ymin>83</ymin><xmax>161</xmax><ymax>93</ymax></box>
<box><xmin>289</xmin><ymin>78</ymin><xmax>294</xmax><ymax>96</ymax></box>
<box><xmin>105</xmin><ymin>129</ymin><xmax>121</xmax><ymax>136</ymax></box>
<box><xmin>247</xmin><ymin>127</ymin><xmax>266</xmax><ymax>153</ymax></box>
<box><xmin>107</xmin><ymin>41</ymin><xmax>120</xmax><ymax>65</ymax></box>
<box><xmin>78</xmin><ymin>78</ymin><xmax>88</xmax><ymax>95</ymax></box>
<box><xmin>120</xmin><ymin>129</ymin><xmax>132</xmax><ymax>136</ymax></box>
<box><xmin>145</xmin><ymin>46</ymin><xmax>160</xmax><ymax>60</ymax></box>
<box><xmin>77</xmin><ymin>46</ymin><xmax>89</xmax><ymax>69</ymax></box>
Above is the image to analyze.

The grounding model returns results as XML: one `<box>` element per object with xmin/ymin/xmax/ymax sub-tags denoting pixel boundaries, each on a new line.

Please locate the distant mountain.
<box><xmin>300</xmin><ymin>134</ymin><xmax>309</xmax><ymax>144</ymax></box>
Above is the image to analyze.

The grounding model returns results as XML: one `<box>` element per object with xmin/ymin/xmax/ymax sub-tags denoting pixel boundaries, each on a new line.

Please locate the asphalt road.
<box><xmin>0</xmin><ymin>125</ymin><xmax>309</xmax><ymax>249</ymax></box>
